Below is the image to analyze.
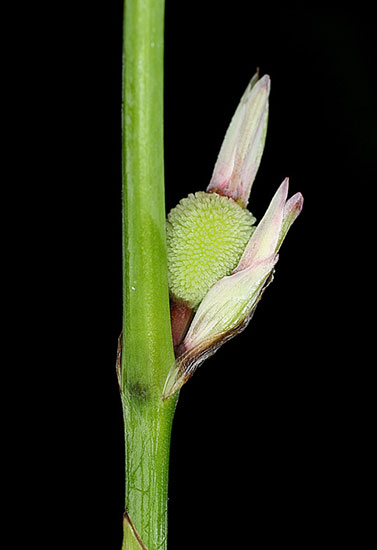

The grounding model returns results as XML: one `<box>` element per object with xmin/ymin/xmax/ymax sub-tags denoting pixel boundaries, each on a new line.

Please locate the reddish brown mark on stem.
<box><xmin>170</xmin><ymin>298</ymin><xmax>193</xmax><ymax>352</ymax></box>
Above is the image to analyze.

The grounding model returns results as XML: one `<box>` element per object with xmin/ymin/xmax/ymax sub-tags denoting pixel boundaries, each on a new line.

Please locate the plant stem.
<box><xmin>121</xmin><ymin>0</ymin><xmax>177</xmax><ymax>548</ymax></box>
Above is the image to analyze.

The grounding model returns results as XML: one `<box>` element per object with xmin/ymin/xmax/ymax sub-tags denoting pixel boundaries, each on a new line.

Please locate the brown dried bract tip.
<box><xmin>123</xmin><ymin>511</ymin><xmax>148</xmax><ymax>549</ymax></box>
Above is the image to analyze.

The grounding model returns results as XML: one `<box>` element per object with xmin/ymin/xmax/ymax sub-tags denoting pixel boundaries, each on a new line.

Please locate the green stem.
<box><xmin>121</xmin><ymin>0</ymin><xmax>177</xmax><ymax>548</ymax></box>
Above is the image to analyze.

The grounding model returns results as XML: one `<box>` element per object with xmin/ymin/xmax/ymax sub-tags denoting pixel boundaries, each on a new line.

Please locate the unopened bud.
<box><xmin>163</xmin><ymin>179</ymin><xmax>303</xmax><ymax>400</ymax></box>
<box><xmin>206</xmin><ymin>73</ymin><xmax>270</xmax><ymax>207</ymax></box>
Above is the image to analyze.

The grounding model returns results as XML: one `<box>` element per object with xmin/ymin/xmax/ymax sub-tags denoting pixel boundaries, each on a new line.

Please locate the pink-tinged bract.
<box><xmin>206</xmin><ymin>73</ymin><xmax>270</xmax><ymax>207</ymax></box>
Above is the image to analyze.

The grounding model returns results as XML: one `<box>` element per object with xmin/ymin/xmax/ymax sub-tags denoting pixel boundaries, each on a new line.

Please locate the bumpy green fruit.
<box><xmin>166</xmin><ymin>192</ymin><xmax>256</xmax><ymax>309</ymax></box>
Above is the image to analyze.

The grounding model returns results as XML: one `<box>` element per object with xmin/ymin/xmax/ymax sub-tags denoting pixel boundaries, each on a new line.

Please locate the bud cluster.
<box><xmin>163</xmin><ymin>73</ymin><xmax>303</xmax><ymax>400</ymax></box>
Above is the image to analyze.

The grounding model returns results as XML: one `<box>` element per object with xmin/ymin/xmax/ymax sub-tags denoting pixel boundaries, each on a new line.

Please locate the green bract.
<box><xmin>166</xmin><ymin>191</ymin><xmax>256</xmax><ymax>308</ymax></box>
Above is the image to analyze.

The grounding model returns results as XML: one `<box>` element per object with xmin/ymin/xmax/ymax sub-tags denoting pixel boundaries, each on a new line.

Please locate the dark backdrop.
<box><xmin>37</xmin><ymin>2</ymin><xmax>375</xmax><ymax>548</ymax></box>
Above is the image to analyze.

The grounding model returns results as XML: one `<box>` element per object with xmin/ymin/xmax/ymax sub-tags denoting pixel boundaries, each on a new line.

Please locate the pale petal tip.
<box><xmin>285</xmin><ymin>191</ymin><xmax>304</xmax><ymax>216</ymax></box>
<box><xmin>295</xmin><ymin>192</ymin><xmax>304</xmax><ymax>208</ymax></box>
<box><xmin>244</xmin><ymin>73</ymin><xmax>270</xmax><ymax>100</ymax></box>
<box><xmin>276</xmin><ymin>177</ymin><xmax>290</xmax><ymax>202</ymax></box>
<box><xmin>280</xmin><ymin>180</ymin><xmax>304</xmax><ymax>216</ymax></box>
<box><xmin>292</xmin><ymin>193</ymin><xmax>304</xmax><ymax>214</ymax></box>
<box><xmin>259</xmin><ymin>73</ymin><xmax>271</xmax><ymax>89</ymax></box>
<box><xmin>282</xmin><ymin>176</ymin><xmax>289</xmax><ymax>188</ymax></box>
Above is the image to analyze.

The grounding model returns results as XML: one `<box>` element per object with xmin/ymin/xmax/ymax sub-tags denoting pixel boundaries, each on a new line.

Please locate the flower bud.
<box><xmin>163</xmin><ymin>179</ymin><xmax>303</xmax><ymax>399</ymax></box>
<box><xmin>206</xmin><ymin>73</ymin><xmax>270</xmax><ymax>207</ymax></box>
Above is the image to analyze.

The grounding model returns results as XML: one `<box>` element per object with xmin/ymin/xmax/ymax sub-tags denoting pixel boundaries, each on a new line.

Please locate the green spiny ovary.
<box><xmin>167</xmin><ymin>192</ymin><xmax>256</xmax><ymax>309</ymax></box>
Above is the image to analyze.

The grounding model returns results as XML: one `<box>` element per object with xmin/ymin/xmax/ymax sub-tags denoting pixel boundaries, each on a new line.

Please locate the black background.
<box><xmin>20</xmin><ymin>2</ymin><xmax>375</xmax><ymax>548</ymax></box>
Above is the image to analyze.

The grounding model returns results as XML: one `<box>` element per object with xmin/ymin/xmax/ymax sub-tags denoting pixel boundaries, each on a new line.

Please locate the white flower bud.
<box><xmin>163</xmin><ymin>179</ymin><xmax>303</xmax><ymax>400</ymax></box>
<box><xmin>206</xmin><ymin>73</ymin><xmax>270</xmax><ymax>207</ymax></box>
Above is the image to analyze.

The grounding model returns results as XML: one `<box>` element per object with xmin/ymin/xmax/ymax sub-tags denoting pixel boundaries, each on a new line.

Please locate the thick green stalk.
<box><xmin>121</xmin><ymin>0</ymin><xmax>177</xmax><ymax>548</ymax></box>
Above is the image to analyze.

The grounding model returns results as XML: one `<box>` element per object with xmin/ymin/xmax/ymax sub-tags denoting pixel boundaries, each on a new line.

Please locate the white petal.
<box><xmin>276</xmin><ymin>192</ymin><xmax>304</xmax><ymax>251</ymax></box>
<box><xmin>235</xmin><ymin>178</ymin><xmax>289</xmax><ymax>271</ymax></box>
<box><xmin>184</xmin><ymin>254</ymin><xmax>278</xmax><ymax>350</ymax></box>
<box><xmin>207</xmin><ymin>74</ymin><xmax>270</xmax><ymax>206</ymax></box>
